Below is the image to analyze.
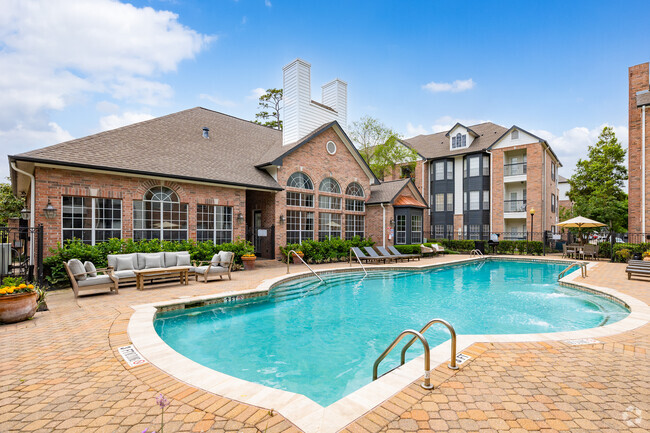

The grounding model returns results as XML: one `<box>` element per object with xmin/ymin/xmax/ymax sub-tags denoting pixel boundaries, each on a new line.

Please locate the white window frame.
<box><xmin>435</xmin><ymin>193</ymin><xmax>445</xmax><ymax>212</ymax></box>
<box><xmin>197</xmin><ymin>205</ymin><xmax>233</xmax><ymax>244</ymax></box>
<box><xmin>469</xmin><ymin>191</ymin><xmax>480</xmax><ymax>210</ymax></box>
<box><xmin>62</xmin><ymin>196</ymin><xmax>122</xmax><ymax>245</ymax></box>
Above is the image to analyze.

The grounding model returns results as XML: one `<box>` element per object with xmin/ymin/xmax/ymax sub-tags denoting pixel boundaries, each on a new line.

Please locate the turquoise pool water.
<box><xmin>154</xmin><ymin>260</ymin><xmax>629</xmax><ymax>406</ymax></box>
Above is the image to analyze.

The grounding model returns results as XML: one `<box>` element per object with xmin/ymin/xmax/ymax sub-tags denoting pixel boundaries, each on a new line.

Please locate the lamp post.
<box><xmin>529</xmin><ymin>208</ymin><xmax>536</xmax><ymax>241</ymax></box>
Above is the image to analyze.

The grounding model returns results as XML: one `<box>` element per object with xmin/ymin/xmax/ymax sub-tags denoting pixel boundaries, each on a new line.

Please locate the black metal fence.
<box><xmin>0</xmin><ymin>225</ymin><xmax>44</xmax><ymax>285</ymax></box>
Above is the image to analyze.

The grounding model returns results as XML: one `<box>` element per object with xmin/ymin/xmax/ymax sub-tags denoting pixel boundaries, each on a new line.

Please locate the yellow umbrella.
<box><xmin>557</xmin><ymin>216</ymin><xmax>606</xmax><ymax>244</ymax></box>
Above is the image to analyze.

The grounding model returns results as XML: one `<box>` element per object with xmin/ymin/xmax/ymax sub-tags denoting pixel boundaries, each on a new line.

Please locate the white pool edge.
<box><xmin>128</xmin><ymin>257</ymin><xmax>650</xmax><ymax>433</ymax></box>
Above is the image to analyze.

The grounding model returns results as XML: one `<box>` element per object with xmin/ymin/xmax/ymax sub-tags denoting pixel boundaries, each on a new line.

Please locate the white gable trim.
<box><xmin>490</xmin><ymin>127</ymin><xmax>541</xmax><ymax>150</ymax></box>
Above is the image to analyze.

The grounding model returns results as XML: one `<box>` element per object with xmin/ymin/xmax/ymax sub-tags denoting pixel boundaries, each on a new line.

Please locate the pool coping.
<box><xmin>127</xmin><ymin>257</ymin><xmax>650</xmax><ymax>433</ymax></box>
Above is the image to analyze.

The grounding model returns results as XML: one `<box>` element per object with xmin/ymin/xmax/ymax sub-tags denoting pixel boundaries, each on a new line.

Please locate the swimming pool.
<box><xmin>154</xmin><ymin>260</ymin><xmax>629</xmax><ymax>406</ymax></box>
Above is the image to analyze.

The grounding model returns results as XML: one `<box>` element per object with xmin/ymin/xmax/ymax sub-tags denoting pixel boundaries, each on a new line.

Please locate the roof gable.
<box><xmin>367</xmin><ymin>178</ymin><xmax>427</xmax><ymax>206</ymax></box>
<box><xmin>489</xmin><ymin>125</ymin><xmax>562</xmax><ymax>166</ymax></box>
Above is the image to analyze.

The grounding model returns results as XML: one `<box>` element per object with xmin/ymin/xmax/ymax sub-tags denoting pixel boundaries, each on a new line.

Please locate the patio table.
<box><xmin>133</xmin><ymin>266</ymin><xmax>192</xmax><ymax>290</ymax></box>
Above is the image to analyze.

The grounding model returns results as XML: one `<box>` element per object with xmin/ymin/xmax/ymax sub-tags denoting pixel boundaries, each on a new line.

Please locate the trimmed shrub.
<box><xmin>281</xmin><ymin>237</ymin><xmax>375</xmax><ymax>264</ymax></box>
<box><xmin>44</xmin><ymin>238</ymin><xmax>254</xmax><ymax>287</ymax></box>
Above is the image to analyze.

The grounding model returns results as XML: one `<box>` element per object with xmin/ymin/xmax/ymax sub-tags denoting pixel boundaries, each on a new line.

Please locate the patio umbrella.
<box><xmin>557</xmin><ymin>216</ymin><xmax>606</xmax><ymax>244</ymax></box>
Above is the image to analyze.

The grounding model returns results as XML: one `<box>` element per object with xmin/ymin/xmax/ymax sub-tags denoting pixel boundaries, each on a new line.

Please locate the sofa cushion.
<box><xmin>68</xmin><ymin>259</ymin><xmax>86</xmax><ymax>281</ymax></box>
<box><xmin>210</xmin><ymin>253</ymin><xmax>220</xmax><ymax>265</ymax></box>
<box><xmin>195</xmin><ymin>265</ymin><xmax>227</xmax><ymax>275</ymax></box>
<box><xmin>219</xmin><ymin>251</ymin><xmax>234</xmax><ymax>267</ymax></box>
<box><xmin>176</xmin><ymin>254</ymin><xmax>191</xmax><ymax>266</ymax></box>
<box><xmin>144</xmin><ymin>255</ymin><xmax>163</xmax><ymax>269</ymax></box>
<box><xmin>77</xmin><ymin>275</ymin><xmax>114</xmax><ymax>287</ymax></box>
<box><xmin>84</xmin><ymin>261</ymin><xmax>97</xmax><ymax>277</ymax></box>
<box><xmin>113</xmin><ymin>270</ymin><xmax>136</xmax><ymax>279</ymax></box>
<box><xmin>108</xmin><ymin>253</ymin><xmax>138</xmax><ymax>271</ymax></box>
<box><xmin>116</xmin><ymin>257</ymin><xmax>135</xmax><ymax>271</ymax></box>
<box><xmin>164</xmin><ymin>251</ymin><xmax>189</xmax><ymax>267</ymax></box>
<box><xmin>137</xmin><ymin>253</ymin><xmax>165</xmax><ymax>270</ymax></box>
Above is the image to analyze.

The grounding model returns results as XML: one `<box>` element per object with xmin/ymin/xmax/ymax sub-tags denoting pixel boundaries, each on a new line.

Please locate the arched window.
<box><xmin>133</xmin><ymin>186</ymin><xmax>188</xmax><ymax>241</ymax></box>
<box><xmin>319</xmin><ymin>178</ymin><xmax>341</xmax><ymax>194</ymax></box>
<box><xmin>345</xmin><ymin>182</ymin><xmax>365</xmax><ymax>197</ymax></box>
<box><xmin>287</xmin><ymin>172</ymin><xmax>313</xmax><ymax>190</ymax></box>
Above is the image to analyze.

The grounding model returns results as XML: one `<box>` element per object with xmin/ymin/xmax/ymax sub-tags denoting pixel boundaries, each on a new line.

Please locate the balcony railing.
<box><xmin>504</xmin><ymin>199</ymin><xmax>526</xmax><ymax>212</ymax></box>
<box><xmin>504</xmin><ymin>162</ymin><xmax>527</xmax><ymax>176</ymax></box>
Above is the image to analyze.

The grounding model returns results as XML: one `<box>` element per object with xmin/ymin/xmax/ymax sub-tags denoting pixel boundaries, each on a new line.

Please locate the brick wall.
<box><xmin>366</xmin><ymin>204</ymin><xmax>392</xmax><ymax>246</ymax></box>
<box><xmin>490</xmin><ymin>150</ymin><xmax>505</xmax><ymax>233</ymax></box>
<box><xmin>33</xmin><ymin>166</ymin><xmax>246</xmax><ymax>255</ymax></box>
<box><xmin>274</xmin><ymin>127</ymin><xmax>373</xmax><ymax>257</ymax></box>
<box><xmin>629</xmin><ymin>63</ymin><xmax>649</xmax><ymax>233</ymax></box>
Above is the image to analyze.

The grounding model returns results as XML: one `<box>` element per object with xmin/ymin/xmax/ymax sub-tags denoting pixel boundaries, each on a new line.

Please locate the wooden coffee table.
<box><xmin>133</xmin><ymin>266</ymin><xmax>192</xmax><ymax>290</ymax></box>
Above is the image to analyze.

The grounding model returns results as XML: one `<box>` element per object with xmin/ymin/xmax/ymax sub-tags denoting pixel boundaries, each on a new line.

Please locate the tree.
<box><xmin>566</xmin><ymin>126</ymin><xmax>628</xmax><ymax>232</ymax></box>
<box><xmin>0</xmin><ymin>180</ymin><xmax>24</xmax><ymax>226</ymax></box>
<box><xmin>349</xmin><ymin>116</ymin><xmax>418</xmax><ymax>180</ymax></box>
<box><xmin>254</xmin><ymin>88</ymin><xmax>283</xmax><ymax>130</ymax></box>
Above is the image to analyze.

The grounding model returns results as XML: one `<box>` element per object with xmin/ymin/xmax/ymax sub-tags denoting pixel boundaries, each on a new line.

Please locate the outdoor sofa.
<box><xmin>106</xmin><ymin>251</ymin><xmax>194</xmax><ymax>288</ymax></box>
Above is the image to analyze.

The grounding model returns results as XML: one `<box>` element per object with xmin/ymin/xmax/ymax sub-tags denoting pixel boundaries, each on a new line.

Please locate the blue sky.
<box><xmin>1</xmin><ymin>0</ymin><xmax>649</xmax><ymax>179</ymax></box>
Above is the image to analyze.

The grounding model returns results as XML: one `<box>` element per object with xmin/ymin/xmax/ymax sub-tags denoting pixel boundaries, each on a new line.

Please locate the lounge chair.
<box><xmin>364</xmin><ymin>247</ymin><xmax>389</xmax><ymax>263</ymax></box>
<box><xmin>430</xmin><ymin>243</ymin><xmax>445</xmax><ymax>253</ymax></box>
<box><xmin>64</xmin><ymin>259</ymin><xmax>118</xmax><ymax>298</ymax></box>
<box><xmin>350</xmin><ymin>247</ymin><xmax>385</xmax><ymax>264</ymax></box>
<box><xmin>377</xmin><ymin>246</ymin><xmax>408</xmax><ymax>262</ymax></box>
<box><xmin>387</xmin><ymin>245</ymin><xmax>421</xmax><ymax>261</ymax></box>
<box><xmin>194</xmin><ymin>251</ymin><xmax>234</xmax><ymax>283</ymax></box>
<box><xmin>420</xmin><ymin>244</ymin><xmax>435</xmax><ymax>257</ymax></box>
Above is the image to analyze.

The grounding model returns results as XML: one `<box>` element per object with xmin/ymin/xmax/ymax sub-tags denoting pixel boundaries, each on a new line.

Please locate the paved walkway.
<box><xmin>1</xmin><ymin>257</ymin><xmax>648</xmax><ymax>432</ymax></box>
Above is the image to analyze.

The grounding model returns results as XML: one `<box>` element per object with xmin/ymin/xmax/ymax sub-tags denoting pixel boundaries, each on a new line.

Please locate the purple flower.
<box><xmin>142</xmin><ymin>429</ymin><xmax>155</xmax><ymax>433</ymax></box>
<box><xmin>156</xmin><ymin>393</ymin><xmax>170</xmax><ymax>409</ymax></box>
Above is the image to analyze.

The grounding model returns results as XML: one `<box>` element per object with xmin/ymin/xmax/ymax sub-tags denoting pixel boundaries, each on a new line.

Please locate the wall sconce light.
<box><xmin>279</xmin><ymin>214</ymin><xmax>285</xmax><ymax>224</ymax></box>
<box><xmin>20</xmin><ymin>207</ymin><xmax>30</xmax><ymax>220</ymax></box>
<box><xmin>43</xmin><ymin>200</ymin><xmax>57</xmax><ymax>219</ymax></box>
<box><xmin>237</xmin><ymin>212</ymin><xmax>244</xmax><ymax>223</ymax></box>
<box><xmin>389</xmin><ymin>217</ymin><xmax>395</xmax><ymax>227</ymax></box>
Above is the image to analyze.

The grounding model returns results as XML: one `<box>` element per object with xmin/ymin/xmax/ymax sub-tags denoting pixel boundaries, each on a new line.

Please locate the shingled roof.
<box><xmin>402</xmin><ymin>122</ymin><xmax>509</xmax><ymax>159</ymax></box>
<box><xmin>11</xmin><ymin>107</ymin><xmax>285</xmax><ymax>191</ymax></box>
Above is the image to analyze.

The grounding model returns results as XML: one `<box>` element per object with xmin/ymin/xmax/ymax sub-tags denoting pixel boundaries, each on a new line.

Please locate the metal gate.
<box><xmin>0</xmin><ymin>225</ymin><xmax>44</xmax><ymax>285</ymax></box>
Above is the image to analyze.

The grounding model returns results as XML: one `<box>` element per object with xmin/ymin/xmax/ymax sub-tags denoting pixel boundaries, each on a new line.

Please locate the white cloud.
<box><xmin>99</xmin><ymin>112</ymin><xmax>155</xmax><ymax>132</ymax></box>
<box><xmin>406</xmin><ymin>122</ymin><xmax>428</xmax><ymax>136</ymax></box>
<box><xmin>95</xmin><ymin>101</ymin><xmax>120</xmax><ymax>114</ymax></box>
<box><xmin>247</xmin><ymin>87</ymin><xmax>267</xmax><ymax>100</ymax></box>
<box><xmin>0</xmin><ymin>0</ymin><xmax>212</xmax><ymax>176</ymax></box>
<box><xmin>199</xmin><ymin>94</ymin><xmax>237</xmax><ymax>107</ymax></box>
<box><xmin>265</xmin><ymin>0</ymin><xmax>272</xmax><ymax>7</ymax></box>
<box><xmin>531</xmin><ymin>124</ymin><xmax>628</xmax><ymax>176</ymax></box>
<box><xmin>423</xmin><ymin>78</ymin><xmax>475</xmax><ymax>93</ymax></box>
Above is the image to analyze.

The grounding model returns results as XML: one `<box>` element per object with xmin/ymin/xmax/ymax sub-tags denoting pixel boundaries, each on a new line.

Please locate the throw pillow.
<box><xmin>177</xmin><ymin>254</ymin><xmax>191</xmax><ymax>266</ymax></box>
<box><xmin>68</xmin><ymin>259</ymin><xmax>86</xmax><ymax>281</ymax></box>
<box><xmin>84</xmin><ymin>261</ymin><xmax>97</xmax><ymax>278</ymax></box>
<box><xmin>210</xmin><ymin>253</ymin><xmax>221</xmax><ymax>266</ymax></box>
<box><xmin>220</xmin><ymin>251</ymin><xmax>234</xmax><ymax>267</ymax></box>
<box><xmin>116</xmin><ymin>256</ymin><xmax>135</xmax><ymax>271</ymax></box>
<box><xmin>145</xmin><ymin>255</ymin><xmax>162</xmax><ymax>269</ymax></box>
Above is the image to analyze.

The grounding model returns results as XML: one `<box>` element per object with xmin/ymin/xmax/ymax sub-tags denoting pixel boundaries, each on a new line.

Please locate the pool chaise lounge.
<box><xmin>387</xmin><ymin>245</ymin><xmax>421</xmax><ymax>261</ymax></box>
<box><xmin>376</xmin><ymin>246</ymin><xmax>409</xmax><ymax>262</ymax></box>
<box><xmin>626</xmin><ymin>260</ymin><xmax>650</xmax><ymax>280</ymax></box>
<box><xmin>350</xmin><ymin>247</ymin><xmax>386</xmax><ymax>264</ymax></box>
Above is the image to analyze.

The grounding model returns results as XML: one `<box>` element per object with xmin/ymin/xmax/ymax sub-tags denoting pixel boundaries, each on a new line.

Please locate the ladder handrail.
<box><xmin>401</xmin><ymin>318</ymin><xmax>458</xmax><ymax>370</ymax></box>
<box><xmin>558</xmin><ymin>262</ymin><xmax>587</xmax><ymax>280</ymax></box>
<box><xmin>470</xmin><ymin>249</ymin><xmax>483</xmax><ymax>256</ymax></box>
<box><xmin>286</xmin><ymin>250</ymin><xmax>324</xmax><ymax>283</ymax></box>
<box><xmin>349</xmin><ymin>248</ymin><xmax>368</xmax><ymax>276</ymax></box>
<box><xmin>373</xmin><ymin>329</ymin><xmax>433</xmax><ymax>389</ymax></box>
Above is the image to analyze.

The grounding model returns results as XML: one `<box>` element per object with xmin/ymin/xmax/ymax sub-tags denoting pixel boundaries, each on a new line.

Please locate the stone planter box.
<box><xmin>0</xmin><ymin>292</ymin><xmax>38</xmax><ymax>324</ymax></box>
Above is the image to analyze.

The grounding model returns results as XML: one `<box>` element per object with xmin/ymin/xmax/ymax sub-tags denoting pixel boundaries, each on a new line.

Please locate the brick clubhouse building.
<box><xmin>9</xmin><ymin>58</ymin><xmax>561</xmax><ymax>257</ymax></box>
<box><xmin>9</xmin><ymin>59</ymin><xmax>429</xmax><ymax>259</ymax></box>
<box><xmin>628</xmin><ymin>62</ymin><xmax>650</xmax><ymax>237</ymax></box>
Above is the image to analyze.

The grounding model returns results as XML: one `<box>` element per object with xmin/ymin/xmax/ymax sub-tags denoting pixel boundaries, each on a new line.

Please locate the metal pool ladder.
<box><xmin>348</xmin><ymin>248</ymin><xmax>368</xmax><ymax>276</ymax></box>
<box><xmin>286</xmin><ymin>250</ymin><xmax>324</xmax><ymax>283</ymax></box>
<box><xmin>470</xmin><ymin>249</ymin><xmax>483</xmax><ymax>256</ymax></box>
<box><xmin>558</xmin><ymin>262</ymin><xmax>588</xmax><ymax>280</ymax></box>
<box><xmin>373</xmin><ymin>318</ymin><xmax>458</xmax><ymax>390</ymax></box>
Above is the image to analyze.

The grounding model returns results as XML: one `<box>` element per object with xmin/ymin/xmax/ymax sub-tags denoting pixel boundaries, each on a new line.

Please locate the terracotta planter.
<box><xmin>242</xmin><ymin>257</ymin><xmax>256</xmax><ymax>271</ymax></box>
<box><xmin>643</xmin><ymin>256</ymin><xmax>650</xmax><ymax>262</ymax></box>
<box><xmin>0</xmin><ymin>292</ymin><xmax>38</xmax><ymax>324</ymax></box>
<box><xmin>292</xmin><ymin>253</ymin><xmax>304</xmax><ymax>264</ymax></box>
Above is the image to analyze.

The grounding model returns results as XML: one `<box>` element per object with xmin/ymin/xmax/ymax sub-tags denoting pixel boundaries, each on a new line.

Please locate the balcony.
<box><xmin>503</xmin><ymin>162</ymin><xmax>527</xmax><ymax>183</ymax></box>
<box><xmin>504</xmin><ymin>199</ymin><xmax>527</xmax><ymax>219</ymax></box>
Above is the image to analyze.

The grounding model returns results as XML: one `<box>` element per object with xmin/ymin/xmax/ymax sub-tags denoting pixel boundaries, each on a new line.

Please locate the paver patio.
<box><xmin>1</xmin><ymin>256</ymin><xmax>648</xmax><ymax>432</ymax></box>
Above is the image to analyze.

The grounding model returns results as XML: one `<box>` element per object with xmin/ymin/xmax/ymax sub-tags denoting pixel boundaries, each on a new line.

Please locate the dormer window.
<box><xmin>451</xmin><ymin>133</ymin><xmax>467</xmax><ymax>149</ymax></box>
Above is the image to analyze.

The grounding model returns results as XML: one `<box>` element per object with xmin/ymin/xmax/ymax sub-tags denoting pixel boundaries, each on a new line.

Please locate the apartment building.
<box><xmin>389</xmin><ymin>122</ymin><xmax>561</xmax><ymax>242</ymax></box>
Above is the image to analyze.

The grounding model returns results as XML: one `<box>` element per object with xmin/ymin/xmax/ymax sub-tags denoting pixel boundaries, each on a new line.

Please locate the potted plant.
<box><xmin>241</xmin><ymin>254</ymin><xmax>257</xmax><ymax>270</ymax></box>
<box><xmin>0</xmin><ymin>280</ymin><xmax>45</xmax><ymax>324</ymax></box>
<box><xmin>292</xmin><ymin>250</ymin><xmax>304</xmax><ymax>264</ymax></box>
<box><xmin>642</xmin><ymin>250</ymin><xmax>650</xmax><ymax>261</ymax></box>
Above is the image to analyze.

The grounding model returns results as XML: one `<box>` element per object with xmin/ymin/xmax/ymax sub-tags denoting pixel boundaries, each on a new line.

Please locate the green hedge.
<box><xmin>44</xmin><ymin>238</ymin><xmax>255</xmax><ymax>287</ymax></box>
<box><xmin>429</xmin><ymin>238</ymin><xmax>545</xmax><ymax>255</ymax></box>
<box><xmin>280</xmin><ymin>237</ymin><xmax>375</xmax><ymax>264</ymax></box>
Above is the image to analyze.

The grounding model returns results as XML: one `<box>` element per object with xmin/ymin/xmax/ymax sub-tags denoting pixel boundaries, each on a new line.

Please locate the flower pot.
<box><xmin>242</xmin><ymin>257</ymin><xmax>256</xmax><ymax>271</ymax></box>
<box><xmin>292</xmin><ymin>253</ymin><xmax>304</xmax><ymax>264</ymax></box>
<box><xmin>0</xmin><ymin>292</ymin><xmax>38</xmax><ymax>324</ymax></box>
<box><xmin>643</xmin><ymin>257</ymin><xmax>650</xmax><ymax>262</ymax></box>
